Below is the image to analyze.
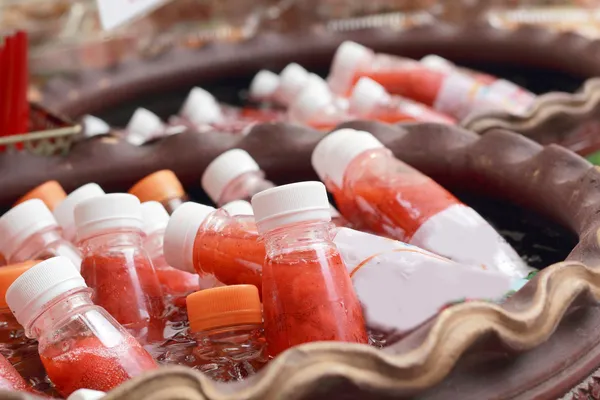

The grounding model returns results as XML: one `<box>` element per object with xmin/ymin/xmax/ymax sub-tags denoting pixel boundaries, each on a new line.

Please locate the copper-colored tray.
<box><xmin>0</xmin><ymin>121</ymin><xmax>599</xmax><ymax>399</ymax></box>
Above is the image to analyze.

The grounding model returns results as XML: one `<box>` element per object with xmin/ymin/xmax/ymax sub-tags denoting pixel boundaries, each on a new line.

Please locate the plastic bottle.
<box><xmin>331</xmin><ymin>227</ymin><xmax>525</xmax><ymax>345</ymax></box>
<box><xmin>74</xmin><ymin>193</ymin><xmax>165</xmax><ymax>340</ymax></box>
<box><xmin>129</xmin><ymin>170</ymin><xmax>189</xmax><ymax>214</ymax></box>
<box><xmin>122</xmin><ymin>108</ymin><xmax>177</xmax><ymax>146</ymax></box>
<box><xmin>0</xmin><ymin>353</ymin><xmax>36</xmax><ymax>393</ymax></box>
<box><xmin>327</xmin><ymin>41</ymin><xmax>531</xmax><ymax>119</ymax></box>
<box><xmin>140</xmin><ymin>201</ymin><xmax>200</xmax><ymax>301</ymax></box>
<box><xmin>53</xmin><ymin>183</ymin><xmax>106</xmax><ymax>243</ymax></box>
<box><xmin>288</xmin><ymin>80</ymin><xmax>352</xmax><ymax>130</ymax></box>
<box><xmin>248</xmin><ymin>69</ymin><xmax>282</xmax><ymax>105</ymax></box>
<box><xmin>349</xmin><ymin>77</ymin><xmax>456</xmax><ymax>124</ymax></box>
<box><xmin>185</xmin><ymin>285</ymin><xmax>267</xmax><ymax>381</ymax></box>
<box><xmin>163</xmin><ymin>203</ymin><xmax>264</xmax><ymax>292</ymax></box>
<box><xmin>14</xmin><ymin>180</ymin><xmax>66</xmax><ymax>211</ymax></box>
<box><xmin>312</xmin><ymin>129</ymin><xmax>532</xmax><ymax>279</ymax></box>
<box><xmin>201</xmin><ymin>148</ymin><xmax>276</xmax><ymax>206</ymax></box>
<box><xmin>251</xmin><ymin>181</ymin><xmax>368</xmax><ymax>356</ymax></box>
<box><xmin>420</xmin><ymin>54</ymin><xmax>537</xmax><ymax>115</ymax></box>
<box><xmin>5</xmin><ymin>257</ymin><xmax>158</xmax><ymax>396</ymax></box>
<box><xmin>0</xmin><ymin>199</ymin><xmax>82</xmax><ymax>269</ymax></box>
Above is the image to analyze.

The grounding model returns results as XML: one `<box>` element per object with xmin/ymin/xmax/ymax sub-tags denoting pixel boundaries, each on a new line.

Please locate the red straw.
<box><xmin>1</xmin><ymin>35</ymin><xmax>15</xmax><ymax>137</ymax></box>
<box><xmin>14</xmin><ymin>31</ymin><xmax>28</xmax><ymax>135</ymax></box>
<box><xmin>0</xmin><ymin>40</ymin><xmax>5</xmax><ymax>137</ymax></box>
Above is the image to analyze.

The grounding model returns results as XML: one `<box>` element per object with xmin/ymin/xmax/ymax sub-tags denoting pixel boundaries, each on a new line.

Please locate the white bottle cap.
<box><xmin>420</xmin><ymin>54</ymin><xmax>455</xmax><ymax>73</ymax></box>
<box><xmin>251</xmin><ymin>181</ymin><xmax>331</xmax><ymax>234</ymax></box>
<box><xmin>67</xmin><ymin>389</ymin><xmax>105</xmax><ymax>400</ymax></box>
<box><xmin>350</xmin><ymin>77</ymin><xmax>390</xmax><ymax>115</ymax></box>
<box><xmin>312</xmin><ymin>129</ymin><xmax>385</xmax><ymax>188</ymax></box>
<box><xmin>141</xmin><ymin>201</ymin><xmax>170</xmax><ymax>236</ymax></box>
<box><xmin>180</xmin><ymin>87</ymin><xmax>224</xmax><ymax>126</ymax></box>
<box><xmin>328</xmin><ymin>41</ymin><xmax>374</xmax><ymax>95</ymax></box>
<box><xmin>307</xmin><ymin>74</ymin><xmax>329</xmax><ymax>91</ymax></box>
<box><xmin>82</xmin><ymin>115</ymin><xmax>110</xmax><ymax>138</ymax></box>
<box><xmin>289</xmin><ymin>83</ymin><xmax>334</xmax><ymax>123</ymax></box>
<box><xmin>125</xmin><ymin>108</ymin><xmax>164</xmax><ymax>146</ymax></box>
<box><xmin>74</xmin><ymin>193</ymin><xmax>143</xmax><ymax>242</ymax></box>
<box><xmin>201</xmin><ymin>149</ymin><xmax>261</xmax><ymax>204</ymax></box>
<box><xmin>6</xmin><ymin>256</ymin><xmax>87</xmax><ymax>329</ymax></box>
<box><xmin>54</xmin><ymin>183</ymin><xmax>106</xmax><ymax>242</ymax></box>
<box><xmin>249</xmin><ymin>70</ymin><xmax>280</xmax><ymax>100</ymax></box>
<box><xmin>222</xmin><ymin>200</ymin><xmax>254</xmax><ymax>216</ymax></box>
<box><xmin>0</xmin><ymin>199</ymin><xmax>59</xmax><ymax>261</ymax></box>
<box><xmin>278</xmin><ymin>63</ymin><xmax>310</xmax><ymax>103</ymax></box>
<box><xmin>163</xmin><ymin>202</ymin><xmax>215</xmax><ymax>273</ymax></box>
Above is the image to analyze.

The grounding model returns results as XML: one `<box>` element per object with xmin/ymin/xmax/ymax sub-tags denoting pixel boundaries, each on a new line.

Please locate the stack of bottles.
<box><xmin>85</xmin><ymin>41</ymin><xmax>535</xmax><ymax>144</ymax></box>
<box><xmin>0</xmin><ymin>126</ymin><xmax>534</xmax><ymax>397</ymax></box>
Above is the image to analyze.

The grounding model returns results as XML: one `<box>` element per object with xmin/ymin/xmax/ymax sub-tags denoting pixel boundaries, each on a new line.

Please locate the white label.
<box><xmin>332</xmin><ymin>227</ymin><xmax>514</xmax><ymax>333</ymax></box>
<box><xmin>97</xmin><ymin>0</ymin><xmax>168</xmax><ymax>30</ymax></box>
<box><xmin>410</xmin><ymin>204</ymin><xmax>534</xmax><ymax>279</ymax></box>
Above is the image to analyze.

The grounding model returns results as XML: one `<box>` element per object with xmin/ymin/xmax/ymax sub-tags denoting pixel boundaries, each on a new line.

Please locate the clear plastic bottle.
<box><xmin>0</xmin><ymin>199</ymin><xmax>82</xmax><ymax>269</ymax></box>
<box><xmin>174</xmin><ymin>87</ymin><xmax>225</xmax><ymax>131</ymax></box>
<box><xmin>185</xmin><ymin>285</ymin><xmax>267</xmax><ymax>381</ymax></box>
<box><xmin>288</xmin><ymin>79</ymin><xmax>352</xmax><ymax>131</ymax></box>
<box><xmin>140</xmin><ymin>201</ymin><xmax>200</xmax><ymax>301</ymax></box>
<box><xmin>201</xmin><ymin>149</ymin><xmax>276</xmax><ymax>206</ymax></box>
<box><xmin>349</xmin><ymin>77</ymin><xmax>456</xmax><ymax>125</ymax></box>
<box><xmin>312</xmin><ymin>129</ymin><xmax>532</xmax><ymax>279</ymax></box>
<box><xmin>14</xmin><ymin>180</ymin><xmax>66</xmax><ymax>211</ymax></box>
<box><xmin>0</xmin><ymin>353</ymin><xmax>37</xmax><ymax>393</ymax></box>
<box><xmin>251</xmin><ymin>181</ymin><xmax>368</xmax><ymax>356</ymax></box>
<box><xmin>163</xmin><ymin>203</ymin><xmax>264</xmax><ymax>292</ymax></box>
<box><xmin>129</xmin><ymin>170</ymin><xmax>189</xmax><ymax>214</ymax></box>
<box><xmin>53</xmin><ymin>183</ymin><xmax>106</xmax><ymax>243</ymax></box>
<box><xmin>5</xmin><ymin>257</ymin><xmax>158</xmax><ymax>397</ymax></box>
<box><xmin>74</xmin><ymin>193</ymin><xmax>165</xmax><ymax>341</ymax></box>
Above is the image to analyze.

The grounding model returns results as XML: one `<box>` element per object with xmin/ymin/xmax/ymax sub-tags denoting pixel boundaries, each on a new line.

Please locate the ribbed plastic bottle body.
<box><xmin>78</xmin><ymin>229</ymin><xmax>165</xmax><ymax>340</ymax></box>
<box><xmin>261</xmin><ymin>221</ymin><xmax>368</xmax><ymax>356</ymax></box>
<box><xmin>27</xmin><ymin>288</ymin><xmax>157</xmax><ymax>396</ymax></box>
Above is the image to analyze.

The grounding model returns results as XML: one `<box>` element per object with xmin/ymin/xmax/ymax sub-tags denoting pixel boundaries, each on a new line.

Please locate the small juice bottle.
<box><xmin>14</xmin><ymin>180</ymin><xmax>67</xmax><ymax>211</ymax></box>
<box><xmin>176</xmin><ymin>87</ymin><xmax>225</xmax><ymax>130</ymax></box>
<box><xmin>248</xmin><ymin>69</ymin><xmax>282</xmax><ymax>106</ymax></box>
<box><xmin>163</xmin><ymin>203</ymin><xmax>264</xmax><ymax>291</ymax></box>
<box><xmin>349</xmin><ymin>77</ymin><xmax>456</xmax><ymax>124</ymax></box>
<box><xmin>251</xmin><ymin>181</ymin><xmax>368</xmax><ymax>356</ymax></box>
<box><xmin>122</xmin><ymin>108</ymin><xmax>168</xmax><ymax>146</ymax></box>
<box><xmin>0</xmin><ymin>353</ymin><xmax>36</xmax><ymax>393</ymax></box>
<box><xmin>201</xmin><ymin>148</ymin><xmax>276</xmax><ymax>206</ymax></box>
<box><xmin>74</xmin><ymin>193</ymin><xmax>165</xmax><ymax>340</ymax></box>
<box><xmin>53</xmin><ymin>183</ymin><xmax>105</xmax><ymax>243</ymax></box>
<box><xmin>141</xmin><ymin>201</ymin><xmax>200</xmax><ymax>300</ymax></box>
<box><xmin>0</xmin><ymin>199</ymin><xmax>82</xmax><ymax>268</ymax></box>
<box><xmin>185</xmin><ymin>285</ymin><xmax>267</xmax><ymax>381</ymax></box>
<box><xmin>202</xmin><ymin>149</ymin><xmax>348</xmax><ymax>225</ymax></box>
<box><xmin>312</xmin><ymin>129</ymin><xmax>532</xmax><ymax>279</ymax></box>
<box><xmin>288</xmin><ymin>81</ymin><xmax>351</xmax><ymax>131</ymax></box>
<box><xmin>5</xmin><ymin>257</ymin><xmax>158</xmax><ymax>396</ymax></box>
<box><xmin>129</xmin><ymin>170</ymin><xmax>189</xmax><ymax>214</ymax></box>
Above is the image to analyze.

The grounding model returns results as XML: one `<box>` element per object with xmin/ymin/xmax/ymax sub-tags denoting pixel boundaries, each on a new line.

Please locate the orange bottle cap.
<box><xmin>186</xmin><ymin>285</ymin><xmax>262</xmax><ymax>332</ymax></box>
<box><xmin>0</xmin><ymin>260</ymin><xmax>40</xmax><ymax>309</ymax></box>
<box><xmin>15</xmin><ymin>181</ymin><xmax>67</xmax><ymax>211</ymax></box>
<box><xmin>128</xmin><ymin>170</ymin><xmax>185</xmax><ymax>204</ymax></box>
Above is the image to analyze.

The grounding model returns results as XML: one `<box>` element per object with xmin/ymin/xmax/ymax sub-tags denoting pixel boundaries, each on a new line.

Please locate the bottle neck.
<box><xmin>191</xmin><ymin>323</ymin><xmax>262</xmax><ymax>342</ymax></box>
<box><xmin>10</xmin><ymin>227</ymin><xmax>63</xmax><ymax>262</ymax></box>
<box><xmin>79</xmin><ymin>228</ymin><xmax>145</xmax><ymax>255</ymax></box>
<box><xmin>219</xmin><ymin>171</ymin><xmax>274</xmax><ymax>205</ymax></box>
<box><xmin>262</xmin><ymin>220</ymin><xmax>334</xmax><ymax>259</ymax></box>
<box><xmin>27</xmin><ymin>288</ymin><xmax>94</xmax><ymax>339</ymax></box>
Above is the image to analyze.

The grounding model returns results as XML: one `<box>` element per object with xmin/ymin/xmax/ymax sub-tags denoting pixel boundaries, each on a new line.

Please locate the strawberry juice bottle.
<box><xmin>251</xmin><ymin>181</ymin><xmax>368</xmax><ymax>356</ymax></box>
<box><xmin>0</xmin><ymin>199</ymin><xmax>82</xmax><ymax>269</ymax></box>
<box><xmin>54</xmin><ymin>183</ymin><xmax>106</xmax><ymax>243</ymax></box>
<box><xmin>74</xmin><ymin>193</ymin><xmax>165</xmax><ymax>340</ymax></box>
<box><xmin>140</xmin><ymin>201</ymin><xmax>200</xmax><ymax>301</ymax></box>
<box><xmin>5</xmin><ymin>257</ymin><xmax>158</xmax><ymax>396</ymax></box>
<box><xmin>312</xmin><ymin>129</ymin><xmax>532</xmax><ymax>279</ymax></box>
<box><xmin>163</xmin><ymin>203</ymin><xmax>263</xmax><ymax>291</ymax></box>
<box><xmin>185</xmin><ymin>285</ymin><xmax>267</xmax><ymax>381</ymax></box>
<box><xmin>349</xmin><ymin>77</ymin><xmax>456</xmax><ymax>124</ymax></box>
<box><xmin>129</xmin><ymin>170</ymin><xmax>189</xmax><ymax>214</ymax></box>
